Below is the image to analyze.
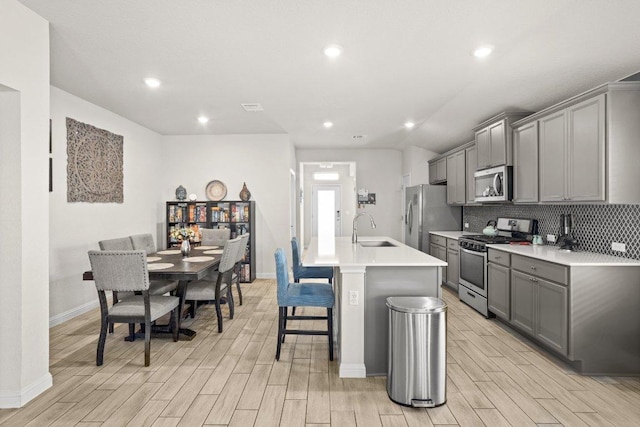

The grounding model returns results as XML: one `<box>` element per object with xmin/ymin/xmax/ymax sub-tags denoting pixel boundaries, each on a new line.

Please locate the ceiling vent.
<box><xmin>241</xmin><ymin>103</ymin><xmax>264</xmax><ymax>112</ymax></box>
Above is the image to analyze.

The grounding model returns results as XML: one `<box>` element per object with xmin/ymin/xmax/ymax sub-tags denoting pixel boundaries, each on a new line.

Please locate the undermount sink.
<box><xmin>358</xmin><ymin>240</ymin><xmax>396</xmax><ymax>247</ymax></box>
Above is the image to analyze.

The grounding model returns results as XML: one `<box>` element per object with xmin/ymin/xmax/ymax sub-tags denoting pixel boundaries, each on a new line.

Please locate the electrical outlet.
<box><xmin>612</xmin><ymin>242</ymin><xmax>626</xmax><ymax>252</ymax></box>
<box><xmin>546</xmin><ymin>234</ymin><xmax>557</xmax><ymax>243</ymax></box>
<box><xmin>349</xmin><ymin>290</ymin><xmax>359</xmax><ymax>305</ymax></box>
<box><xmin>464</xmin><ymin>222</ymin><xmax>469</xmax><ymax>229</ymax></box>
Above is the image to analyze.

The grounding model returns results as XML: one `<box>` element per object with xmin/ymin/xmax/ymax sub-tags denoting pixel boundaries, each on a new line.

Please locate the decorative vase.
<box><xmin>239</xmin><ymin>182</ymin><xmax>251</xmax><ymax>201</ymax></box>
<box><xmin>180</xmin><ymin>239</ymin><xmax>191</xmax><ymax>257</ymax></box>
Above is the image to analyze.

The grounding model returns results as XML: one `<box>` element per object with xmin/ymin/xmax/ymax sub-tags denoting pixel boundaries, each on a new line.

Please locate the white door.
<box><xmin>312</xmin><ymin>185</ymin><xmax>342</xmax><ymax>237</ymax></box>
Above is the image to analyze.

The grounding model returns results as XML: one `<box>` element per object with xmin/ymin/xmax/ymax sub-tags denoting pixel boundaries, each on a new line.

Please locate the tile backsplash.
<box><xmin>463</xmin><ymin>204</ymin><xmax>640</xmax><ymax>259</ymax></box>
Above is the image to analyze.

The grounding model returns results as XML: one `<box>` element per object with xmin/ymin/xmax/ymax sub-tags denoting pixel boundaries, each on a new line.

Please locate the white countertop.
<box><xmin>302</xmin><ymin>236</ymin><xmax>447</xmax><ymax>267</ymax></box>
<box><xmin>429</xmin><ymin>230</ymin><xmax>470</xmax><ymax>240</ymax></box>
<box><xmin>487</xmin><ymin>243</ymin><xmax>640</xmax><ymax>266</ymax></box>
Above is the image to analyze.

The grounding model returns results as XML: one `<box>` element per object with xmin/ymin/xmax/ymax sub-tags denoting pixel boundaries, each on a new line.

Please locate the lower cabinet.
<box><xmin>429</xmin><ymin>242</ymin><xmax>447</xmax><ymax>285</ymax></box>
<box><xmin>488</xmin><ymin>263</ymin><xmax>510</xmax><ymax>320</ymax></box>
<box><xmin>446</xmin><ymin>239</ymin><xmax>459</xmax><ymax>291</ymax></box>
<box><xmin>511</xmin><ymin>270</ymin><xmax>568</xmax><ymax>355</ymax></box>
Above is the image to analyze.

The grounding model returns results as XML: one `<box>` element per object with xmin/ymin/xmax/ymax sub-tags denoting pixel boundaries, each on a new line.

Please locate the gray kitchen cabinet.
<box><xmin>428</xmin><ymin>157</ymin><xmax>447</xmax><ymax>184</ymax></box>
<box><xmin>465</xmin><ymin>145</ymin><xmax>478</xmax><ymax>205</ymax></box>
<box><xmin>510</xmin><ymin>270</ymin><xmax>535</xmax><ymax>335</ymax></box>
<box><xmin>488</xmin><ymin>262</ymin><xmax>510</xmax><ymax>320</ymax></box>
<box><xmin>446</xmin><ymin>239</ymin><xmax>459</xmax><ymax>291</ymax></box>
<box><xmin>512</xmin><ymin>121</ymin><xmax>538</xmax><ymax>203</ymax></box>
<box><xmin>446</xmin><ymin>150</ymin><xmax>465</xmax><ymax>205</ymax></box>
<box><xmin>510</xmin><ymin>255</ymin><xmax>568</xmax><ymax>356</ymax></box>
<box><xmin>538</xmin><ymin>94</ymin><xmax>605</xmax><ymax>202</ymax></box>
<box><xmin>429</xmin><ymin>235</ymin><xmax>448</xmax><ymax>286</ymax></box>
<box><xmin>516</xmin><ymin>81</ymin><xmax>640</xmax><ymax>204</ymax></box>
<box><xmin>473</xmin><ymin>112</ymin><xmax>530</xmax><ymax>170</ymax></box>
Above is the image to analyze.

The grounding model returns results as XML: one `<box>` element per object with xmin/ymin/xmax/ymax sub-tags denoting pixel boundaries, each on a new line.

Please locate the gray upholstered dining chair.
<box><xmin>99</xmin><ymin>235</ymin><xmax>178</xmax><ymax>335</ymax></box>
<box><xmin>201</xmin><ymin>228</ymin><xmax>231</xmax><ymax>247</ymax></box>
<box><xmin>231</xmin><ymin>233</ymin><xmax>250</xmax><ymax>305</ymax></box>
<box><xmin>129</xmin><ymin>233</ymin><xmax>157</xmax><ymax>255</ymax></box>
<box><xmin>184</xmin><ymin>236</ymin><xmax>241</xmax><ymax>333</ymax></box>
<box><xmin>88</xmin><ymin>250</ymin><xmax>180</xmax><ymax>366</ymax></box>
<box><xmin>129</xmin><ymin>233</ymin><xmax>178</xmax><ymax>296</ymax></box>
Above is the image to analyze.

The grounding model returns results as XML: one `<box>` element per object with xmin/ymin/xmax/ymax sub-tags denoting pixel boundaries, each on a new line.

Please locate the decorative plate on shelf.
<box><xmin>205</xmin><ymin>180</ymin><xmax>227</xmax><ymax>201</ymax></box>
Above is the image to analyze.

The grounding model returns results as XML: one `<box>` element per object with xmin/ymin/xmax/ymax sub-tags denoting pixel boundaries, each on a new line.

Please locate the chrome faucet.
<box><xmin>352</xmin><ymin>212</ymin><xmax>376</xmax><ymax>243</ymax></box>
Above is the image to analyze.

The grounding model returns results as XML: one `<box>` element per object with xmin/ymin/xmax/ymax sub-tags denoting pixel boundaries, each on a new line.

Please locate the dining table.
<box><xmin>83</xmin><ymin>245</ymin><xmax>223</xmax><ymax>341</ymax></box>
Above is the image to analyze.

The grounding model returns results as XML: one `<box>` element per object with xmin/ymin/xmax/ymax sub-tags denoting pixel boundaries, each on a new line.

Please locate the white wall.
<box><xmin>0</xmin><ymin>0</ymin><xmax>51</xmax><ymax>408</ymax></box>
<box><xmin>296</xmin><ymin>149</ymin><xmax>403</xmax><ymax>240</ymax></box>
<box><xmin>160</xmin><ymin>134</ymin><xmax>293</xmax><ymax>278</ymax></box>
<box><xmin>48</xmin><ymin>87</ymin><xmax>165</xmax><ymax>324</ymax></box>
<box><xmin>402</xmin><ymin>145</ymin><xmax>440</xmax><ymax>185</ymax></box>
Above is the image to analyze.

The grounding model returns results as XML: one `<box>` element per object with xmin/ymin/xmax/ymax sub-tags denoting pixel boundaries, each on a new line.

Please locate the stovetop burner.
<box><xmin>460</xmin><ymin>234</ymin><xmax>528</xmax><ymax>244</ymax></box>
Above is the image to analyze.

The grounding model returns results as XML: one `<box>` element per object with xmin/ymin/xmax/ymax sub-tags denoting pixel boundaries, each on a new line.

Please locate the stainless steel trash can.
<box><xmin>386</xmin><ymin>296</ymin><xmax>447</xmax><ymax>407</ymax></box>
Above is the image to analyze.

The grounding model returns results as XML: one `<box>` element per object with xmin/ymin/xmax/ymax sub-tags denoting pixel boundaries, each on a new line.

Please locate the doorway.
<box><xmin>312</xmin><ymin>185</ymin><xmax>342</xmax><ymax>238</ymax></box>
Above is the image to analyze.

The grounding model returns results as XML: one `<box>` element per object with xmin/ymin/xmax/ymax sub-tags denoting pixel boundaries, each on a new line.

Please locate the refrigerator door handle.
<box><xmin>407</xmin><ymin>201</ymin><xmax>413</xmax><ymax>234</ymax></box>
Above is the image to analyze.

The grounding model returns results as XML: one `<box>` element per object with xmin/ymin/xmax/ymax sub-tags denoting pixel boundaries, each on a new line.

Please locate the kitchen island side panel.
<box><xmin>363</xmin><ymin>266</ymin><xmax>441</xmax><ymax>376</ymax></box>
<box><xmin>570</xmin><ymin>266</ymin><xmax>640</xmax><ymax>375</ymax></box>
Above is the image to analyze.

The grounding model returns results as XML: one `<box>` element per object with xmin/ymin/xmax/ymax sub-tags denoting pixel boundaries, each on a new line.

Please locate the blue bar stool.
<box><xmin>274</xmin><ymin>248</ymin><xmax>334</xmax><ymax>361</ymax></box>
<box><xmin>291</xmin><ymin>237</ymin><xmax>333</xmax><ymax>316</ymax></box>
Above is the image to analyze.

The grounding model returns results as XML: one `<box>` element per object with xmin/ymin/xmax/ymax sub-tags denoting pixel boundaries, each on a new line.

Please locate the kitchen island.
<box><xmin>303</xmin><ymin>236</ymin><xmax>446</xmax><ymax>377</ymax></box>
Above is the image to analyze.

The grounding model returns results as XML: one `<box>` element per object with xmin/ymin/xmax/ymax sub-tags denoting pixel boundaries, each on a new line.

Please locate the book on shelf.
<box><xmin>196</xmin><ymin>205</ymin><xmax>207</xmax><ymax>222</ymax></box>
<box><xmin>188</xmin><ymin>205</ymin><xmax>195</xmax><ymax>222</ymax></box>
<box><xmin>169</xmin><ymin>205</ymin><xmax>176</xmax><ymax>222</ymax></box>
<box><xmin>243</xmin><ymin>205</ymin><xmax>249</xmax><ymax>221</ymax></box>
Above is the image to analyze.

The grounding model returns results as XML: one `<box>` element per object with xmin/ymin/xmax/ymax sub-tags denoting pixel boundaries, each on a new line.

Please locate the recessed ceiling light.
<box><xmin>144</xmin><ymin>77</ymin><xmax>161</xmax><ymax>88</ymax></box>
<box><xmin>323</xmin><ymin>44</ymin><xmax>343</xmax><ymax>58</ymax></box>
<box><xmin>473</xmin><ymin>45</ymin><xmax>493</xmax><ymax>58</ymax></box>
<box><xmin>323</xmin><ymin>121</ymin><xmax>334</xmax><ymax>128</ymax></box>
<box><xmin>404</xmin><ymin>121</ymin><xmax>415</xmax><ymax>129</ymax></box>
<box><xmin>197</xmin><ymin>116</ymin><xmax>209</xmax><ymax>124</ymax></box>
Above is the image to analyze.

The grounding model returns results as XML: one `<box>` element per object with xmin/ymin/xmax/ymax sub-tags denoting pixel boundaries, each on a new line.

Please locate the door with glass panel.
<box><xmin>312</xmin><ymin>185</ymin><xmax>342</xmax><ymax>237</ymax></box>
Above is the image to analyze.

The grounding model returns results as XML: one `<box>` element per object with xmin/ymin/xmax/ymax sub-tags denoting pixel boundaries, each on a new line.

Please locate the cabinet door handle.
<box><xmin>529</xmin><ymin>277</ymin><xmax>538</xmax><ymax>282</ymax></box>
<box><xmin>467</xmin><ymin>291</ymin><xmax>476</xmax><ymax>298</ymax></box>
<box><xmin>530</xmin><ymin>265</ymin><xmax>536</xmax><ymax>270</ymax></box>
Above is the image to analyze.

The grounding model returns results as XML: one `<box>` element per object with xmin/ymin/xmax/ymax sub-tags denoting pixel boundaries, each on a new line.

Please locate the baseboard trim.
<box><xmin>49</xmin><ymin>298</ymin><xmax>100</xmax><ymax>328</ymax></box>
<box><xmin>339</xmin><ymin>363</ymin><xmax>366</xmax><ymax>378</ymax></box>
<box><xmin>0</xmin><ymin>372</ymin><xmax>52</xmax><ymax>408</ymax></box>
<box><xmin>257</xmin><ymin>273</ymin><xmax>276</xmax><ymax>279</ymax></box>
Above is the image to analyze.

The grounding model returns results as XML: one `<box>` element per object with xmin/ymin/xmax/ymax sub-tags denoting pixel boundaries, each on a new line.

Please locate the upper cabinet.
<box><xmin>515</xmin><ymin>82</ymin><xmax>640</xmax><ymax>204</ymax></box>
<box><xmin>473</xmin><ymin>112</ymin><xmax>531</xmax><ymax>170</ymax></box>
<box><xmin>428</xmin><ymin>157</ymin><xmax>447</xmax><ymax>184</ymax></box>
<box><xmin>512</xmin><ymin>121</ymin><xmax>539</xmax><ymax>203</ymax></box>
<box><xmin>446</xmin><ymin>150</ymin><xmax>466</xmax><ymax>205</ymax></box>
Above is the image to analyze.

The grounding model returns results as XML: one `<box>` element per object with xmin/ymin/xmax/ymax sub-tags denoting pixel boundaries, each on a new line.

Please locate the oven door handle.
<box><xmin>460</xmin><ymin>247</ymin><xmax>487</xmax><ymax>257</ymax></box>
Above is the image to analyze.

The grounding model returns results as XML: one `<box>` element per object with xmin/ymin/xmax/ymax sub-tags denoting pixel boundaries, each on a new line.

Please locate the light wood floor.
<box><xmin>1</xmin><ymin>279</ymin><xmax>639</xmax><ymax>426</ymax></box>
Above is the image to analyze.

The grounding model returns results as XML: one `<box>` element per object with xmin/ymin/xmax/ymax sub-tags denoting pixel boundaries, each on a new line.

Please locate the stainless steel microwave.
<box><xmin>474</xmin><ymin>165</ymin><xmax>512</xmax><ymax>202</ymax></box>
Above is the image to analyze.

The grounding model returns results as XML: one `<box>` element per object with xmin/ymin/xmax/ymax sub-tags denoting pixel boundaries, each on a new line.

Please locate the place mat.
<box><xmin>146</xmin><ymin>256</ymin><xmax>162</xmax><ymax>262</ymax></box>
<box><xmin>203</xmin><ymin>249</ymin><xmax>224</xmax><ymax>255</ymax></box>
<box><xmin>194</xmin><ymin>245</ymin><xmax>219</xmax><ymax>250</ymax></box>
<box><xmin>147</xmin><ymin>263</ymin><xmax>174</xmax><ymax>271</ymax></box>
<box><xmin>182</xmin><ymin>256</ymin><xmax>215</xmax><ymax>263</ymax></box>
<box><xmin>157</xmin><ymin>250</ymin><xmax>181</xmax><ymax>255</ymax></box>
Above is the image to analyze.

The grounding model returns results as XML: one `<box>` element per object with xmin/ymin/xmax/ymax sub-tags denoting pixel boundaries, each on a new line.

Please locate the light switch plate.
<box><xmin>546</xmin><ymin>234</ymin><xmax>557</xmax><ymax>243</ymax></box>
<box><xmin>464</xmin><ymin>222</ymin><xmax>469</xmax><ymax>229</ymax></box>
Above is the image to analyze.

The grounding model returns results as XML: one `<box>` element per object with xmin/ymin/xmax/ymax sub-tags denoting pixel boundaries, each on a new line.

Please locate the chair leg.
<box><xmin>227</xmin><ymin>286</ymin><xmax>235</xmax><ymax>320</ymax></box>
<box><xmin>144</xmin><ymin>319</ymin><xmax>151</xmax><ymax>367</ymax></box>
<box><xmin>292</xmin><ymin>307</ymin><xmax>296</xmax><ymax>316</ymax></box>
<box><xmin>327</xmin><ymin>308</ymin><xmax>334</xmax><ymax>361</ymax></box>
<box><xmin>276</xmin><ymin>306</ymin><xmax>284</xmax><ymax>361</ymax></box>
<box><xmin>97</xmin><ymin>316</ymin><xmax>108</xmax><ymax>366</ymax></box>
<box><xmin>282</xmin><ymin>307</ymin><xmax>288</xmax><ymax>343</ymax></box>
<box><xmin>128</xmin><ymin>323</ymin><xmax>136</xmax><ymax>340</ymax></box>
<box><xmin>236</xmin><ymin>279</ymin><xmax>243</xmax><ymax>306</ymax></box>
<box><xmin>189</xmin><ymin>302</ymin><xmax>196</xmax><ymax>319</ymax></box>
<box><xmin>214</xmin><ymin>300</ymin><xmax>223</xmax><ymax>333</ymax></box>
<box><xmin>109</xmin><ymin>322</ymin><xmax>114</xmax><ymax>334</ymax></box>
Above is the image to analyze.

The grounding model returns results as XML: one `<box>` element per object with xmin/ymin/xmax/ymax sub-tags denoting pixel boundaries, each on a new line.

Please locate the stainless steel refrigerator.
<box><xmin>404</xmin><ymin>184</ymin><xmax>462</xmax><ymax>251</ymax></box>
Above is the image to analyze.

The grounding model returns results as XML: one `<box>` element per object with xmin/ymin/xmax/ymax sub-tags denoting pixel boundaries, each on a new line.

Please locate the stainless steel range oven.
<box><xmin>458</xmin><ymin>217</ymin><xmax>538</xmax><ymax>317</ymax></box>
<box><xmin>458</xmin><ymin>241</ymin><xmax>489</xmax><ymax>316</ymax></box>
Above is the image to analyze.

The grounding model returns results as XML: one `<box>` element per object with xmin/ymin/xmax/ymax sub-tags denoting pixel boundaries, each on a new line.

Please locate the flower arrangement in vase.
<box><xmin>171</xmin><ymin>227</ymin><xmax>196</xmax><ymax>257</ymax></box>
